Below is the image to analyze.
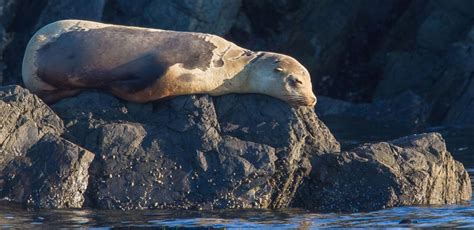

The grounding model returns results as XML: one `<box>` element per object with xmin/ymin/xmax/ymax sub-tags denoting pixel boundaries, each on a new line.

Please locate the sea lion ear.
<box><xmin>275</xmin><ymin>67</ymin><xmax>284</xmax><ymax>72</ymax></box>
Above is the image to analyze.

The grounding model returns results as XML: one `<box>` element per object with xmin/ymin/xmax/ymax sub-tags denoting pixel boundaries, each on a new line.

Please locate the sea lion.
<box><xmin>22</xmin><ymin>20</ymin><xmax>316</xmax><ymax>106</ymax></box>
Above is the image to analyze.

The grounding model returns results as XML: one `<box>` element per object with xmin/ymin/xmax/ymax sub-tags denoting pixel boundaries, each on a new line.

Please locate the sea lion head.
<box><xmin>246</xmin><ymin>52</ymin><xmax>316</xmax><ymax>107</ymax></box>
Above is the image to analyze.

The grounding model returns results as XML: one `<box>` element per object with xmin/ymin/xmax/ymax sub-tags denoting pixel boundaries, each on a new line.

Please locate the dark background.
<box><xmin>1</xmin><ymin>0</ymin><xmax>473</xmax><ymax>127</ymax></box>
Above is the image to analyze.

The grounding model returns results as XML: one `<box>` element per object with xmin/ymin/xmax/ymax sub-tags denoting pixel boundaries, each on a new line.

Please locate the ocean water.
<box><xmin>1</xmin><ymin>118</ymin><xmax>473</xmax><ymax>228</ymax></box>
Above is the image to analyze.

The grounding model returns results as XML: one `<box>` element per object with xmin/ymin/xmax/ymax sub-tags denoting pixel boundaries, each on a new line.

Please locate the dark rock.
<box><xmin>0</xmin><ymin>0</ymin><xmax>17</xmax><ymax>27</ymax></box>
<box><xmin>373</xmin><ymin>1</ymin><xmax>474</xmax><ymax>125</ymax></box>
<box><xmin>439</xmin><ymin>28</ymin><xmax>474</xmax><ymax>125</ymax></box>
<box><xmin>103</xmin><ymin>0</ymin><xmax>242</xmax><ymax>36</ymax></box>
<box><xmin>1</xmin><ymin>86</ymin><xmax>471</xmax><ymax>212</ymax></box>
<box><xmin>293</xmin><ymin>132</ymin><xmax>472</xmax><ymax>212</ymax></box>
<box><xmin>0</xmin><ymin>25</ymin><xmax>8</xmax><ymax>84</ymax></box>
<box><xmin>0</xmin><ymin>0</ymin><xmax>17</xmax><ymax>84</ymax></box>
<box><xmin>1</xmin><ymin>134</ymin><xmax>94</xmax><ymax>208</ymax></box>
<box><xmin>231</xmin><ymin>0</ymin><xmax>411</xmax><ymax>101</ymax></box>
<box><xmin>0</xmin><ymin>85</ymin><xmax>64</xmax><ymax>172</ymax></box>
<box><xmin>228</xmin><ymin>0</ymin><xmax>301</xmax><ymax>50</ymax></box>
<box><xmin>230</xmin><ymin>0</ymin><xmax>474</xmax><ymax>125</ymax></box>
<box><xmin>51</xmin><ymin>91</ymin><xmax>339</xmax><ymax>210</ymax></box>
<box><xmin>316</xmin><ymin>91</ymin><xmax>431</xmax><ymax>127</ymax></box>
<box><xmin>34</xmin><ymin>0</ymin><xmax>106</xmax><ymax>30</ymax></box>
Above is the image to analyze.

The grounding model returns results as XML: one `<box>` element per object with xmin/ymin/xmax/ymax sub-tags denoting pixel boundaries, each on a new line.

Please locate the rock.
<box><xmin>316</xmin><ymin>91</ymin><xmax>431</xmax><ymax>127</ymax></box>
<box><xmin>0</xmin><ymin>0</ymin><xmax>17</xmax><ymax>27</ymax></box>
<box><xmin>439</xmin><ymin>30</ymin><xmax>474</xmax><ymax>125</ymax></box>
<box><xmin>1</xmin><ymin>86</ymin><xmax>470</xmax><ymax>212</ymax></box>
<box><xmin>230</xmin><ymin>0</ymin><xmax>410</xmax><ymax>101</ymax></box>
<box><xmin>0</xmin><ymin>26</ymin><xmax>8</xmax><ymax>84</ymax></box>
<box><xmin>0</xmin><ymin>0</ymin><xmax>17</xmax><ymax>85</ymax></box>
<box><xmin>443</xmin><ymin>78</ymin><xmax>474</xmax><ymax>125</ymax></box>
<box><xmin>293</xmin><ymin>132</ymin><xmax>471</xmax><ymax>212</ymax></box>
<box><xmin>230</xmin><ymin>0</ymin><xmax>474</xmax><ymax>125</ymax></box>
<box><xmin>373</xmin><ymin>1</ymin><xmax>474</xmax><ymax>125</ymax></box>
<box><xmin>103</xmin><ymin>0</ymin><xmax>242</xmax><ymax>36</ymax></box>
<box><xmin>34</xmin><ymin>0</ymin><xmax>106</xmax><ymax>30</ymax></box>
<box><xmin>0</xmin><ymin>85</ymin><xmax>64</xmax><ymax>172</ymax></box>
<box><xmin>51</xmin><ymin>91</ymin><xmax>340</xmax><ymax>210</ymax></box>
<box><xmin>1</xmin><ymin>134</ymin><xmax>94</xmax><ymax>208</ymax></box>
<box><xmin>228</xmin><ymin>0</ymin><xmax>301</xmax><ymax>50</ymax></box>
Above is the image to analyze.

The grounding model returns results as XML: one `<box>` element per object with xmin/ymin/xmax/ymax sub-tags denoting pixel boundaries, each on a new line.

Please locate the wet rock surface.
<box><xmin>293</xmin><ymin>132</ymin><xmax>472</xmax><ymax>212</ymax></box>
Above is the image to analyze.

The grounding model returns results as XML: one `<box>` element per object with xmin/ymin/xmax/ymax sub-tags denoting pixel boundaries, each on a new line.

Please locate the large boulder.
<box><xmin>51</xmin><ymin>91</ymin><xmax>339</xmax><ymax>210</ymax></box>
<box><xmin>1</xmin><ymin>134</ymin><xmax>94</xmax><ymax>208</ymax></box>
<box><xmin>0</xmin><ymin>85</ymin><xmax>64</xmax><ymax>172</ymax></box>
<box><xmin>0</xmin><ymin>86</ymin><xmax>95</xmax><ymax>208</ymax></box>
<box><xmin>294</xmin><ymin>132</ymin><xmax>472</xmax><ymax>212</ymax></box>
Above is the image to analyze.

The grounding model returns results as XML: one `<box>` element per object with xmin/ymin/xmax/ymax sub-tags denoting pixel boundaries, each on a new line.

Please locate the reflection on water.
<box><xmin>1</xmin><ymin>117</ymin><xmax>473</xmax><ymax>228</ymax></box>
<box><xmin>2</xmin><ymin>200</ymin><xmax>474</xmax><ymax>228</ymax></box>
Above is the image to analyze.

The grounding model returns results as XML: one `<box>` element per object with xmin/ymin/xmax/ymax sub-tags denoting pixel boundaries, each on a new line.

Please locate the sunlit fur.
<box><xmin>240</xmin><ymin>52</ymin><xmax>316</xmax><ymax>107</ymax></box>
<box><xmin>195</xmin><ymin>51</ymin><xmax>317</xmax><ymax>107</ymax></box>
<box><xmin>23</xmin><ymin>20</ymin><xmax>316</xmax><ymax>107</ymax></box>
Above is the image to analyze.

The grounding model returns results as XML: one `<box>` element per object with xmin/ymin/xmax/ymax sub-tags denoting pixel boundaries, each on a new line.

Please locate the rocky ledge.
<box><xmin>0</xmin><ymin>85</ymin><xmax>471</xmax><ymax>211</ymax></box>
<box><xmin>294</xmin><ymin>132</ymin><xmax>472</xmax><ymax>212</ymax></box>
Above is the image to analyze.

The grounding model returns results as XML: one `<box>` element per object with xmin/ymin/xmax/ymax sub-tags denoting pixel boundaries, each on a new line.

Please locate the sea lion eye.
<box><xmin>275</xmin><ymin>67</ymin><xmax>284</xmax><ymax>72</ymax></box>
<box><xmin>287</xmin><ymin>75</ymin><xmax>303</xmax><ymax>87</ymax></box>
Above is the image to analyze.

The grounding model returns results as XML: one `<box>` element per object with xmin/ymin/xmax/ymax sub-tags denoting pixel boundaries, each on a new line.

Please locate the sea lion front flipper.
<box><xmin>106</xmin><ymin>78</ymin><xmax>158</xmax><ymax>103</ymax></box>
<box><xmin>37</xmin><ymin>89</ymin><xmax>82</xmax><ymax>104</ymax></box>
